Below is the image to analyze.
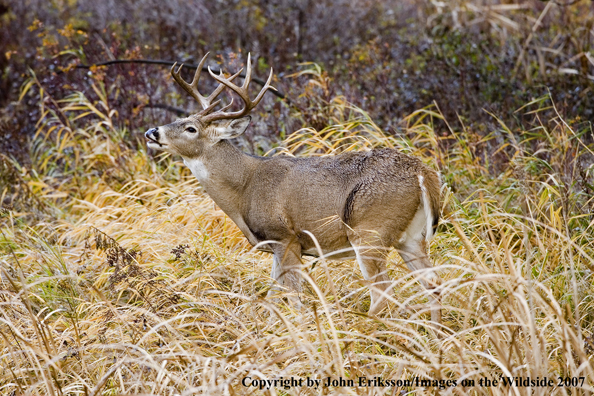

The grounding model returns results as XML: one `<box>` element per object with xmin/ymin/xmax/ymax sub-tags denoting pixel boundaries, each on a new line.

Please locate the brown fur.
<box><xmin>146</xmin><ymin>114</ymin><xmax>442</xmax><ymax>321</ymax></box>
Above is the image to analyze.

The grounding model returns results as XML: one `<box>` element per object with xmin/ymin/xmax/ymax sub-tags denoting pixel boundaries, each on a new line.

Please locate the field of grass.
<box><xmin>1</xmin><ymin>0</ymin><xmax>594</xmax><ymax>395</ymax></box>
<box><xmin>1</xmin><ymin>65</ymin><xmax>593</xmax><ymax>395</ymax></box>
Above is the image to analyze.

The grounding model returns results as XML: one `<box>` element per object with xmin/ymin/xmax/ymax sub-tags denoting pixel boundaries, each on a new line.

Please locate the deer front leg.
<box><xmin>267</xmin><ymin>239</ymin><xmax>303</xmax><ymax>307</ymax></box>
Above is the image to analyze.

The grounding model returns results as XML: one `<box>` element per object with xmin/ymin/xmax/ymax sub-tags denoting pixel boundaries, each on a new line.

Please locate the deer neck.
<box><xmin>183</xmin><ymin>140</ymin><xmax>261</xmax><ymax>242</ymax></box>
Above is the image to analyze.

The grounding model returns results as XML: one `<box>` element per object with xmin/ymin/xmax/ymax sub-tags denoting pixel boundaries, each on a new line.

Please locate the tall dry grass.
<box><xmin>1</xmin><ymin>71</ymin><xmax>593</xmax><ymax>395</ymax></box>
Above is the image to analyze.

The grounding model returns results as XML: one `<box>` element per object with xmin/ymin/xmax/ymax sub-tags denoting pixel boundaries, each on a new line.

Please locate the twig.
<box><xmin>73</xmin><ymin>59</ymin><xmax>287</xmax><ymax>100</ymax></box>
<box><xmin>552</xmin><ymin>0</ymin><xmax>584</xmax><ymax>6</ymax></box>
<box><xmin>512</xmin><ymin>1</ymin><xmax>553</xmax><ymax>79</ymax></box>
<box><xmin>145</xmin><ymin>103</ymin><xmax>189</xmax><ymax>117</ymax></box>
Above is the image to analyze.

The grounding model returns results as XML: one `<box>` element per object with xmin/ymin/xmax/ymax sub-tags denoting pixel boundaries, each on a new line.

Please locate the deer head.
<box><xmin>145</xmin><ymin>53</ymin><xmax>276</xmax><ymax>159</ymax></box>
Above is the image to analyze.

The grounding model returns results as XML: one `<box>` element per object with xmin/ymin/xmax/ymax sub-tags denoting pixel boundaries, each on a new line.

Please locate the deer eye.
<box><xmin>186</xmin><ymin>127</ymin><xmax>197</xmax><ymax>133</ymax></box>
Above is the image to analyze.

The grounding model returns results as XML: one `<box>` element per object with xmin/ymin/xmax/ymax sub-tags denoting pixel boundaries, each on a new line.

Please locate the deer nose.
<box><xmin>145</xmin><ymin>128</ymin><xmax>159</xmax><ymax>140</ymax></box>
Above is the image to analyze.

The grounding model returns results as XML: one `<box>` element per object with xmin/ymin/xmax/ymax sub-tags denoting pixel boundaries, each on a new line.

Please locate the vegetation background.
<box><xmin>0</xmin><ymin>0</ymin><xmax>593</xmax><ymax>394</ymax></box>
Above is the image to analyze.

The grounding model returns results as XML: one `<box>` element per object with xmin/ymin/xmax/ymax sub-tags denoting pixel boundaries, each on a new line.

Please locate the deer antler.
<box><xmin>170</xmin><ymin>52</ymin><xmax>242</xmax><ymax>117</ymax></box>
<box><xmin>201</xmin><ymin>53</ymin><xmax>277</xmax><ymax>123</ymax></box>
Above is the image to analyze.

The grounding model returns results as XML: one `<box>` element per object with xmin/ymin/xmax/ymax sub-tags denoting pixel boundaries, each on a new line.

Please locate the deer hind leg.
<box><xmin>347</xmin><ymin>231</ymin><xmax>393</xmax><ymax>316</ymax></box>
<box><xmin>267</xmin><ymin>239</ymin><xmax>303</xmax><ymax>307</ymax></box>
<box><xmin>397</xmin><ymin>237</ymin><xmax>441</xmax><ymax>325</ymax></box>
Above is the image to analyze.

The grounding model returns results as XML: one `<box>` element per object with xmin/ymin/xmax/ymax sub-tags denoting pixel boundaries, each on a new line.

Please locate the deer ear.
<box><xmin>213</xmin><ymin>116</ymin><xmax>251</xmax><ymax>140</ymax></box>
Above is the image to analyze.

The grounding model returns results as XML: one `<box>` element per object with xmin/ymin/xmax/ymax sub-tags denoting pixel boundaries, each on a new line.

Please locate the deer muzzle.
<box><xmin>145</xmin><ymin>128</ymin><xmax>163</xmax><ymax>147</ymax></box>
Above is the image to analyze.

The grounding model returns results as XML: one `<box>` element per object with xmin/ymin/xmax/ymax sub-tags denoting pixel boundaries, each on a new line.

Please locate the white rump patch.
<box><xmin>401</xmin><ymin>205</ymin><xmax>427</xmax><ymax>246</ymax></box>
<box><xmin>184</xmin><ymin>158</ymin><xmax>209</xmax><ymax>183</ymax></box>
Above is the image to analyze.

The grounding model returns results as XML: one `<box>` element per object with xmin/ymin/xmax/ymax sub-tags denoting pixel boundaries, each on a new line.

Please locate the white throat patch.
<box><xmin>184</xmin><ymin>158</ymin><xmax>210</xmax><ymax>183</ymax></box>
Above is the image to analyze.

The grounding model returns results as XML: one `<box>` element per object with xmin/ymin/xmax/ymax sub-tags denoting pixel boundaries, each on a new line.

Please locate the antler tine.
<box><xmin>243</xmin><ymin>53</ymin><xmax>252</xmax><ymax>90</ymax></box>
<box><xmin>253</xmin><ymin>67</ymin><xmax>278</xmax><ymax>104</ymax></box>
<box><xmin>189</xmin><ymin>52</ymin><xmax>210</xmax><ymax>89</ymax></box>
<box><xmin>171</xmin><ymin>62</ymin><xmax>205</xmax><ymax>107</ymax></box>
<box><xmin>218</xmin><ymin>98</ymin><xmax>234</xmax><ymax>113</ymax></box>
<box><xmin>201</xmin><ymin>68</ymin><xmax>243</xmax><ymax>111</ymax></box>
<box><xmin>207</xmin><ymin>66</ymin><xmax>250</xmax><ymax>105</ymax></box>
<box><xmin>202</xmin><ymin>53</ymin><xmax>276</xmax><ymax>123</ymax></box>
<box><xmin>171</xmin><ymin>53</ymin><xmax>241</xmax><ymax>112</ymax></box>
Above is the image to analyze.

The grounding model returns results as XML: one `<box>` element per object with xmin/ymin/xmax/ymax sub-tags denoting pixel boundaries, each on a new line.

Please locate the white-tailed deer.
<box><xmin>146</xmin><ymin>53</ymin><xmax>442</xmax><ymax>322</ymax></box>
